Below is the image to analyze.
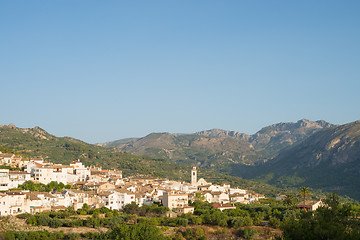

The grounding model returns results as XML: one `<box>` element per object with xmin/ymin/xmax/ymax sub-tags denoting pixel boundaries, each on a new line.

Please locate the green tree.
<box><xmin>283</xmin><ymin>193</ymin><xmax>297</xmax><ymax>209</ymax></box>
<box><xmin>299</xmin><ymin>187</ymin><xmax>310</xmax><ymax>210</ymax></box>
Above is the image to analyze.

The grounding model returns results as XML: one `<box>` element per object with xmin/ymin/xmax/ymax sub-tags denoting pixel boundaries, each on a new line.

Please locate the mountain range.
<box><xmin>101</xmin><ymin>119</ymin><xmax>360</xmax><ymax>200</ymax></box>
<box><xmin>1</xmin><ymin>119</ymin><xmax>359</xmax><ymax>200</ymax></box>
<box><xmin>100</xmin><ymin>119</ymin><xmax>334</xmax><ymax>169</ymax></box>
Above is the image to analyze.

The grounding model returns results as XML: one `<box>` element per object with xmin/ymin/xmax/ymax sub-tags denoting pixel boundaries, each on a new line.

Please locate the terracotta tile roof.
<box><xmin>212</xmin><ymin>203</ymin><xmax>235</xmax><ymax>209</ymax></box>
<box><xmin>51</xmin><ymin>206</ymin><xmax>67</xmax><ymax>210</ymax></box>
<box><xmin>297</xmin><ymin>200</ymin><xmax>321</xmax><ymax>208</ymax></box>
<box><xmin>0</xmin><ymin>154</ymin><xmax>14</xmax><ymax>158</ymax></box>
<box><xmin>24</xmin><ymin>192</ymin><xmax>41</xmax><ymax>200</ymax></box>
<box><xmin>9</xmin><ymin>171</ymin><xmax>30</xmax><ymax>175</ymax></box>
<box><xmin>6</xmin><ymin>191</ymin><xmax>25</xmax><ymax>196</ymax></box>
<box><xmin>114</xmin><ymin>189</ymin><xmax>134</xmax><ymax>194</ymax></box>
<box><xmin>98</xmin><ymin>191</ymin><xmax>112</xmax><ymax>197</ymax></box>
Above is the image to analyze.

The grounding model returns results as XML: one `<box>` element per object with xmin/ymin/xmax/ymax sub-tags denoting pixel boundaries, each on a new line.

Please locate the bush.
<box><xmin>108</xmin><ymin>215</ymin><xmax>126</xmax><ymax>229</ymax></box>
<box><xmin>65</xmin><ymin>233</ymin><xmax>81</xmax><ymax>240</ymax></box>
<box><xmin>176</xmin><ymin>218</ymin><xmax>188</xmax><ymax>227</ymax></box>
<box><xmin>36</xmin><ymin>214</ymin><xmax>52</xmax><ymax>226</ymax></box>
<box><xmin>269</xmin><ymin>217</ymin><xmax>281</xmax><ymax>228</ymax></box>
<box><xmin>177</xmin><ymin>227</ymin><xmax>207</xmax><ymax>240</ymax></box>
<box><xmin>109</xmin><ymin>223</ymin><xmax>167</xmax><ymax>240</ymax></box>
<box><xmin>231</xmin><ymin>216</ymin><xmax>253</xmax><ymax>227</ymax></box>
<box><xmin>190</xmin><ymin>216</ymin><xmax>203</xmax><ymax>225</ymax></box>
<box><xmin>16</xmin><ymin>213</ymin><xmax>32</xmax><ymax>220</ymax></box>
<box><xmin>49</xmin><ymin>218</ymin><xmax>63</xmax><ymax>228</ymax></box>
<box><xmin>26</xmin><ymin>215</ymin><xmax>37</xmax><ymax>225</ymax></box>
<box><xmin>242</xmin><ymin>227</ymin><xmax>258</xmax><ymax>240</ymax></box>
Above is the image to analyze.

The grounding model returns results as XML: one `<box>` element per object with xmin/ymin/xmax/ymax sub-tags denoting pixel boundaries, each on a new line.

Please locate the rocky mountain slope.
<box><xmin>237</xmin><ymin>120</ymin><xmax>360</xmax><ymax>200</ymax></box>
<box><xmin>102</xmin><ymin>119</ymin><xmax>334</xmax><ymax>170</ymax></box>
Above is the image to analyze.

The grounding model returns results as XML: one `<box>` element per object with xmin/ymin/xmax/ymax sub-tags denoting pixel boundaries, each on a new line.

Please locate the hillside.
<box><xmin>101</xmin><ymin>119</ymin><xmax>334</xmax><ymax>172</ymax></box>
<box><xmin>0</xmin><ymin>124</ymin><xmax>190</xmax><ymax>179</ymax></box>
<box><xmin>237</xmin><ymin>120</ymin><xmax>360</xmax><ymax>200</ymax></box>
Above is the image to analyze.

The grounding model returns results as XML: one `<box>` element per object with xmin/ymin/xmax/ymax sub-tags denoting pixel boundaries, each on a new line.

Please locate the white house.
<box><xmin>0</xmin><ymin>153</ymin><xmax>15</xmax><ymax>165</ymax></box>
<box><xmin>115</xmin><ymin>189</ymin><xmax>136</xmax><ymax>209</ymax></box>
<box><xmin>0</xmin><ymin>169</ymin><xmax>9</xmax><ymax>191</ymax></box>
<box><xmin>67</xmin><ymin>189</ymin><xmax>89</xmax><ymax>210</ymax></box>
<box><xmin>98</xmin><ymin>189</ymin><xmax>135</xmax><ymax>210</ymax></box>
<box><xmin>163</xmin><ymin>191</ymin><xmax>189</xmax><ymax>210</ymax></box>
<box><xmin>0</xmin><ymin>192</ymin><xmax>27</xmax><ymax>216</ymax></box>
<box><xmin>70</xmin><ymin>160</ymin><xmax>91</xmax><ymax>182</ymax></box>
<box><xmin>9</xmin><ymin>171</ymin><xmax>31</xmax><ymax>189</ymax></box>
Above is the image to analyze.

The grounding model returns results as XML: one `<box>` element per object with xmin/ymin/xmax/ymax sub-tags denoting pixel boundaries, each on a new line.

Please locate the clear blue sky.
<box><xmin>1</xmin><ymin>1</ymin><xmax>359</xmax><ymax>143</ymax></box>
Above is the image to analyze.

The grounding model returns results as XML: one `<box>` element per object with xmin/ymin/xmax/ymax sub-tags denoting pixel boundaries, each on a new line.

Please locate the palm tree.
<box><xmin>284</xmin><ymin>193</ymin><xmax>296</xmax><ymax>210</ymax></box>
<box><xmin>299</xmin><ymin>187</ymin><xmax>310</xmax><ymax>211</ymax></box>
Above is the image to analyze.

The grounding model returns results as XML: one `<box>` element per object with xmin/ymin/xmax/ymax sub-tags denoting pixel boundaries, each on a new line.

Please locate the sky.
<box><xmin>0</xmin><ymin>1</ymin><xmax>359</xmax><ymax>143</ymax></box>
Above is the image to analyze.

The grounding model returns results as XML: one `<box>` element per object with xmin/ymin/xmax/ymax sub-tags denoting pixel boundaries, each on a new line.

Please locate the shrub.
<box><xmin>65</xmin><ymin>233</ymin><xmax>81</xmax><ymax>240</ymax></box>
<box><xmin>269</xmin><ymin>217</ymin><xmax>281</xmax><ymax>228</ymax></box>
<box><xmin>108</xmin><ymin>215</ymin><xmax>126</xmax><ymax>229</ymax></box>
<box><xmin>49</xmin><ymin>218</ymin><xmax>63</xmax><ymax>228</ymax></box>
<box><xmin>242</xmin><ymin>227</ymin><xmax>258</xmax><ymax>240</ymax></box>
<box><xmin>16</xmin><ymin>213</ymin><xmax>32</xmax><ymax>220</ymax></box>
<box><xmin>190</xmin><ymin>216</ymin><xmax>203</xmax><ymax>225</ymax></box>
<box><xmin>176</xmin><ymin>218</ymin><xmax>188</xmax><ymax>227</ymax></box>
<box><xmin>26</xmin><ymin>215</ymin><xmax>37</xmax><ymax>225</ymax></box>
<box><xmin>36</xmin><ymin>214</ymin><xmax>51</xmax><ymax>226</ymax></box>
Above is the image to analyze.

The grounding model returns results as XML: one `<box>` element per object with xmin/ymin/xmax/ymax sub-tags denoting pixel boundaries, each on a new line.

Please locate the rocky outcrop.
<box><xmin>196</xmin><ymin>129</ymin><xmax>250</xmax><ymax>141</ymax></box>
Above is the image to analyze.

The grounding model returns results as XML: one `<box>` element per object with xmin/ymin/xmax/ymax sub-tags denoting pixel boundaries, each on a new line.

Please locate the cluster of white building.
<box><xmin>0</xmin><ymin>152</ymin><xmax>263</xmax><ymax>216</ymax></box>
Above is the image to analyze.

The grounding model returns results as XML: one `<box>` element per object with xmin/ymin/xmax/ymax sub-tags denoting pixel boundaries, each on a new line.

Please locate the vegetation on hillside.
<box><xmin>3</xmin><ymin>193</ymin><xmax>360</xmax><ymax>239</ymax></box>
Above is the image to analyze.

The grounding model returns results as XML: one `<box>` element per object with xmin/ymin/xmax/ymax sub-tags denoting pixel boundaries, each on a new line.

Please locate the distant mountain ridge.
<box><xmin>101</xmin><ymin>119</ymin><xmax>335</xmax><ymax>169</ymax></box>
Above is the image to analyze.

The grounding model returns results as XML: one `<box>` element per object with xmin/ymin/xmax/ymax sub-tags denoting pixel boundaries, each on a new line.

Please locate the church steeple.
<box><xmin>191</xmin><ymin>166</ymin><xmax>197</xmax><ymax>186</ymax></box>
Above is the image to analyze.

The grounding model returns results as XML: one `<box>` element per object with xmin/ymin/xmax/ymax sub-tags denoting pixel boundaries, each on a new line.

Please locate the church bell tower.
<box><xmin>191</xmin><ymin>166</ymin><xmax>197</xmax><ymax>186</ymax></box>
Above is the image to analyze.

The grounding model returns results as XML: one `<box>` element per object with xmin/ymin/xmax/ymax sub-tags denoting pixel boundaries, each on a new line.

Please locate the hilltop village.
<box><xmin>0</xmin><ymin>152</ymin><xmax>264</xmax><ymax>216</ymax></box>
